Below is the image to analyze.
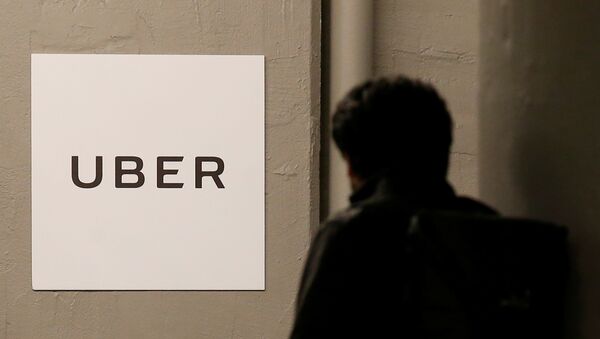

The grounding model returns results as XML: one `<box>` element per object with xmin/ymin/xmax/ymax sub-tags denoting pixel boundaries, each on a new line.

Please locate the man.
<box><xmin>290</xmin><ymin>76</ymin><xmax>495</xmax><ymax>338</ymax></box>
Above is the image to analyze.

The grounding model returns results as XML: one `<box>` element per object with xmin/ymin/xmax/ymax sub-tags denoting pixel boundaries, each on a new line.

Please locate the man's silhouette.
<box><xmin>290</xmin><ymin>76</ymin><xmax>495</xmax><ymax>338</ymax></box>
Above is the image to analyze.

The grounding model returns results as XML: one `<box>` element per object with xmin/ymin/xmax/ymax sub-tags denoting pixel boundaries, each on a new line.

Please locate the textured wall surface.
<box><xmin>480</xmin><ymin>2</ymin><xmax>600</xmax><ymax>338</ymax></box>
<box><xmin>373</xmin><ymin>0</ymin><xmax>480</xmax><ymax>197</ymax></box>
<box><xmin>0</xmin><ymin>0</ymin><xmax>320</xmax><ymax>338</ymax></box>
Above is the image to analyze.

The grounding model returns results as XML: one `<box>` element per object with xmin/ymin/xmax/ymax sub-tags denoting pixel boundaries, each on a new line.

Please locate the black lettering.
<box><xmin>71</xmin><ymin>156</ymin><xmax>103</xmax><ymax>188</ymax></box>
<box><xmin>157</xmin><ymin>156</ymin><xmax>184</xmax><ymax>188</ymax></box>
<box><xmin>195</xmin><ymin>156</ymin><xmax>225</xmax><ymax>188</ymax></box>
<box><xmin>115</xmin><ymin>156</ymin><xmax>145</xmax><ymax>188</ymax></box>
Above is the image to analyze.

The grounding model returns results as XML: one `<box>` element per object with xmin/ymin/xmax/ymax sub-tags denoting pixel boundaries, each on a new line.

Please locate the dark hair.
<box><xmin>332</xmin><ymin>75</ymin><xmax>453</xmax><ymax>180</ymax></box>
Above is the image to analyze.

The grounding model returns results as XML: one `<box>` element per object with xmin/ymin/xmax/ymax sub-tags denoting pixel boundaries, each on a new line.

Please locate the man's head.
<box><xmin>332</xmin><ymin>75</ymin><xmax>453</xmax><ymax>190</ymax></box>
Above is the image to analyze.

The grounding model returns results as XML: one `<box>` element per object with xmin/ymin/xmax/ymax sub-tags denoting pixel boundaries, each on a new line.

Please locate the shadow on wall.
<box><xmin>480</xmin><ymin>1</ymin><xmax>600</xmax><ymax>338</ymax></box>
<box><xmin>512</xmin><ymin>9</ymin><xmax>600</xmax><ymax>339</ymax></box>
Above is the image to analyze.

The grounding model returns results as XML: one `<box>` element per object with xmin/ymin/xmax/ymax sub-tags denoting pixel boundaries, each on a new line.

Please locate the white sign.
<box><xmin>32</xmin><ymin>54</ymin><xmax>265</xmax><ymax>290</ymax></box>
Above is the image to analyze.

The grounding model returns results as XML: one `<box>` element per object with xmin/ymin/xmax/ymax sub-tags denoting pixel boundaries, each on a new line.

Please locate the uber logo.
<box><xmin>32</xmin><ymin>54</ymin><xmax>264</xmax><ymax>290</ymax></box>
<box><xmin>71</xmin><ymin>156</ymin><xmax>226</xmax><ymax>189</ymax></box>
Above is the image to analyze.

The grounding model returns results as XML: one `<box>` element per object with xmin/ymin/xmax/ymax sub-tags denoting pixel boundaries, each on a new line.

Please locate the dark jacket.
<box><xmin>290</xmin><ymin>171</ymin><xmax>495</xmax><ymax>338</ymax></box>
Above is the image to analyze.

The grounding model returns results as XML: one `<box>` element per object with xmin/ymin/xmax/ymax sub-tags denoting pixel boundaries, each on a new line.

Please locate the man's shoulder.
<box><xmin>316</xmin><ymin>199</ymin><xmax>413</xmax><ymax>249</ymax></box>
<box><xmin>317</xmin><ymin>195</ymin><xmax>496</xmax><ymax>244</ymax></box>
<box><xmin>315</xmin><ymin>206</ymin><xmax>363</xmax><ymax>245</ymax></box>
<box><xmin>324</xmin><ymin>206</ymin><xmax>364</xmax><ymax>230</ymax></box>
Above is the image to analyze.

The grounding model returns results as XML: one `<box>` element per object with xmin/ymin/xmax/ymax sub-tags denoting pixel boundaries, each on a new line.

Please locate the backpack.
<box><xmin>406</xmin><ymin>210</ymin><xmax>568</xmax><ymax>339</ymax></box>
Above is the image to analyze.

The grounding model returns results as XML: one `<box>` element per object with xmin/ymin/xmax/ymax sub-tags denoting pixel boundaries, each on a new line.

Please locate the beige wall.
<box><xmin>0</xmin><ymin>0</ymin><xmax>320</xmax><ymax>338</ymax></box>
<box><xmin>374</xmin><ymin>0</ymin><xmax>480</xmax><ymax>197</ymax></box>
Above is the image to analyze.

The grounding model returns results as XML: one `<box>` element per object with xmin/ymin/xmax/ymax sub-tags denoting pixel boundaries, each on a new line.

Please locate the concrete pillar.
<box><xmin>480</xmin><ymin>2</ymin><xmax>600</xmax><ymax>337</ymax></box>
<box><xmin>326</xmin><ymin>0</ymin><xmax>373</xmax><ymax>216</ymax></box>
